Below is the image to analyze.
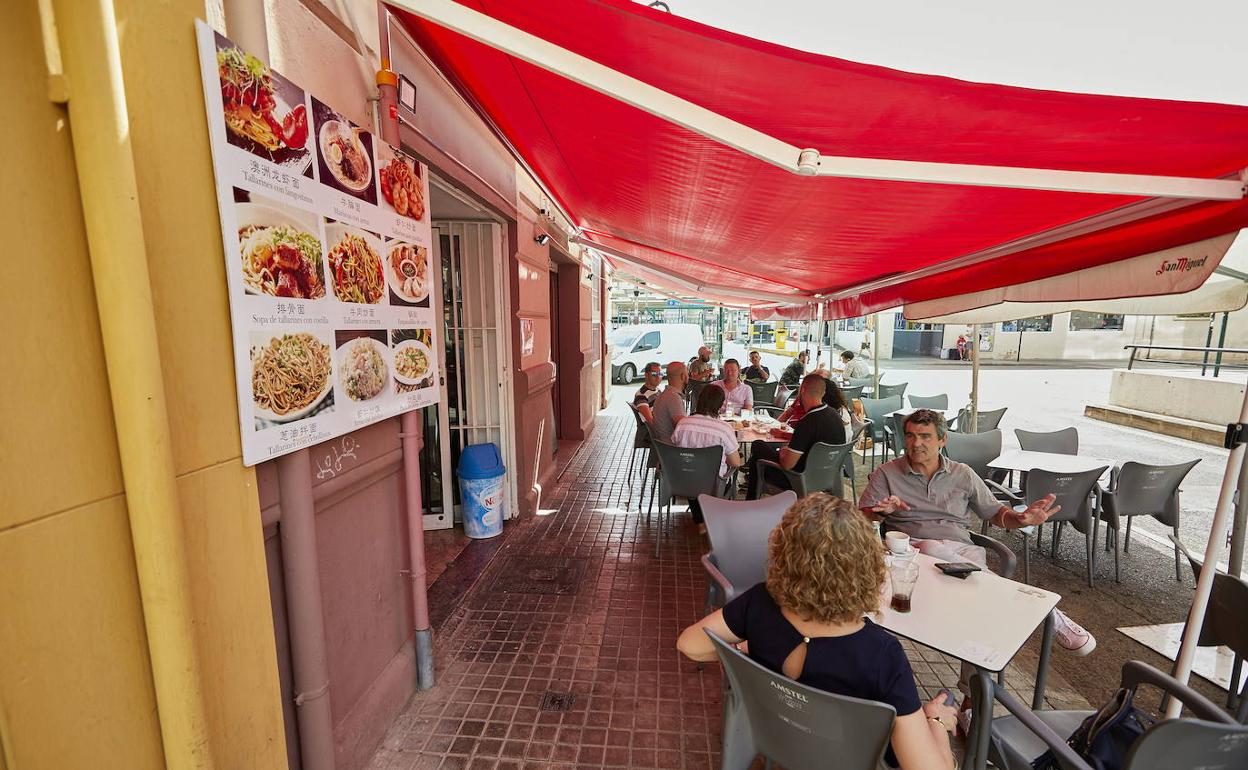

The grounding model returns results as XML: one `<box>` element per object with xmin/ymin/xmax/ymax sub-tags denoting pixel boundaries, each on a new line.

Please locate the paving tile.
<box><xmin>365</xmin><ymin>412</ymin><xmax>1092</xmax><ymax>770</ymax></box>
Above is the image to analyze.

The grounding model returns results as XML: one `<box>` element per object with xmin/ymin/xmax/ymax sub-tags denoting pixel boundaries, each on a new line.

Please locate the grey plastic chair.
<box><xmin>884</xmin><ymin>411</ymin><xmax>907</xmax><ymax>460</ymax></box>
<box><xmin>908</xmin><ymin>393</ymin><xmax>949</xmax><ymax>409</ymax></box>
<box><xmin>955</xmin><ymin>406</ymin><xmax>1008</xmax><ymax>433</ymax></box>
<box><xmin>842</xmin><ymin>420</ymin><xmax>870</xmax><ymax>499</ymax></box>
<box><xmin>839</xmin><ymin>384</ymin><xmax>865</xmax><ymax>402</ymax></box>
<box><xmin>772</xmin><ymin>384</ymin><xmax>792</xmax><ymax>408</ymax></box>
<box><xmin>859</xmin><ymin>395</ymin><xmax>902</xmax><ymax>468</ymax></box>
<box><xmin>970</xmin><ymin>660</ymin><xmax>1248</xmax><ymax>770</ymax></box>
<box><xmin>1015</xmin><ymin>427</ymin><xmax>1079</xmax><ymax>455</ymax></box>
<box><xmin>876</xmin><ymin>382</ymin><xmax>908</xmax><ymax>400</ymax></box>
<box><xmin>648</xmin><ymin>441</ymin><xmax>727</xmax><ymax>557</ymax></box>
<box><xmin>707</xmin><ymin>630</ymin><xmax>897</xmax><ymax>770</ymax></box>
<box><xmin>699</xmin><ymin>491</ymin><xmax>797</xmax><ymax>612</ymax></box>
<box><xmin>626</xmin><ymin>403</ymin><xmax>654</xmax><ymax>508</ymax></box>
<box><xmin>748</xmin><ymin>380</ymin><xmax>779</xmax><ymax>407</ymax></box>
<box><xmin>1100</xmin><ymin>460</ymin><xmax>1200</xmax><ymax>582</ymax></box>
<box><xmin>687</xmin><ymin>378</ymin><xmax>710</xmax><ymax>410</ymax></box>
<box><xmin>755</xmin><ymin>442</ymin><xmax>855</xmax><ymax>499</ymax></box>
<box><xmin>1024</xmin><ymin>467</ymin><xmax>1108</xmax><ymax>587</ymax></box>
<box><xmin>1171</xmin><ymin>535</ymin><xmax>1248</xmax><ymax>721</ymax></box>
<box><xmin>847</xmin><ymin>376</ymin><xmax>875</xmax><ymax>388</ymax></box>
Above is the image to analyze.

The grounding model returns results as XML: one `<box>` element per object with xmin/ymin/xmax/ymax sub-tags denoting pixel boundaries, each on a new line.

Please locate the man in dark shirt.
<box><xmin>632</xmin><ymin>361</ymin><xmax>662</xmax><ymax>421</ymax></box>
<box><xmin>742</xmin><ymin>350</ymin><xmax>771</xmax><ymax>382</ymax></box>
<box><xmin>745</xmin><ymin>373</ymin><xmax>847</xmax><ymax>498</ymax></box>
<box><xmin>779</xmin><ymin>350</ymin><xmax>808</xmax><ymax>387</ymax></box>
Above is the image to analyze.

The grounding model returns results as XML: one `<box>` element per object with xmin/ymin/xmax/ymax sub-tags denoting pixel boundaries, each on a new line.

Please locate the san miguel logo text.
<box><xmin>1156</xmin><ymin>256</ymin><xmax>1209</xmax><ymax>276</ymax></box>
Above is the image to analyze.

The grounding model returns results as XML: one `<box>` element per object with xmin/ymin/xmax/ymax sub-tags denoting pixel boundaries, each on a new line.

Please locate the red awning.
<box><xmin>390</xmin><ymin>0</ymin><xmax>1248</xmax><ymax>316</ymax></box>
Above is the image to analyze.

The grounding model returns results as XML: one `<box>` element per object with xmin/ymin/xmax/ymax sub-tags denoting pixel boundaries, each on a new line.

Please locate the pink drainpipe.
<box><xmin>376</xmin><ymin>10</ymin><xmax>435</xmax><ymax>688</ymax></box>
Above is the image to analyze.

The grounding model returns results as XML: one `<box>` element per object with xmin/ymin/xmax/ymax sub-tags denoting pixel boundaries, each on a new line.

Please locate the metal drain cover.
<box><xmin>540</xmin><ymin>691</ymin><xmax>576</xmax><ymax>712</ymax></box>
<box><xmin>493</xmin><ymin>556</ymin><xmax>587</xmax><ymax>595</ymax></box>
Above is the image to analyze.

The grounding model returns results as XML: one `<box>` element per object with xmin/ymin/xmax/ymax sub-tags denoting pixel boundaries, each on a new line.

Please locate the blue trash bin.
<box><xmin>458</xmin><ymin>443</ymin><xmax>506</xmax><ymax>539</ymax></box>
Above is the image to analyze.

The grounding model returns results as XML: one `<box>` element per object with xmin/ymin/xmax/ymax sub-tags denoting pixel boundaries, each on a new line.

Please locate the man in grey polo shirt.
<box><xmin>648</xmin><ymin>361</ymin><xmax>688</xmax><ymax>444</ymax></box>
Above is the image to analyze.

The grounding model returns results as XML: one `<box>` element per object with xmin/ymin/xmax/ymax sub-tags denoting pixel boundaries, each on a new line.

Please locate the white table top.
<box><xmin>884</xmin><ymin>408</ymin><xmax>959</xmax><ymax>419</ymax></box>
<box><xmin>988</xmin><ymin>449</ymin><xmax>1115</xmax><ymax>475</ymax></box>
<box><xmin>877</xmin><ymin>552</ymin><xmax>1060</xmax><ymax>672</ymax></box>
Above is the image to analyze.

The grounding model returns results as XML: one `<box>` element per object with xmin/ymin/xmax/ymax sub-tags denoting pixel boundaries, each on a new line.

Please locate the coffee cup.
<box><xmin>885</xmin><ymin>531</ymin><xmax>911</xmax><ymax>555</ymax></box>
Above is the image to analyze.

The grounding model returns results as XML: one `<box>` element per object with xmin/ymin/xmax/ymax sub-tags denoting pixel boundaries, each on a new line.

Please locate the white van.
<box><xmin>608</xmin><ymin>323</ymin><xmax>705</xmax><ymax>384</ymax></box>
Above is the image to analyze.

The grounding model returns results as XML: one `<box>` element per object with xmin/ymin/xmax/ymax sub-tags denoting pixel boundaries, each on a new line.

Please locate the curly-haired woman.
<box><xmin>677</xmin><ymin>493</ymin><xmax>956</xmax><ymax>770</ymax></box>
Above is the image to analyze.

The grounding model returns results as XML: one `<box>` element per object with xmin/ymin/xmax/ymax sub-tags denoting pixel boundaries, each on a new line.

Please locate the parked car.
<box><xmin>609</xmin><ymin>323</ymin><xmax>705</xmax><ymax>383</ymax></box>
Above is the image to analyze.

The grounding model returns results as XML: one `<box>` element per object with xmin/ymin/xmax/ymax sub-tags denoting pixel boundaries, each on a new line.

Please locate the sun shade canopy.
<box><xmin>389</xmin><ymin>0</ymin><xmax>1248</xmax><ymax>317</ymax></box>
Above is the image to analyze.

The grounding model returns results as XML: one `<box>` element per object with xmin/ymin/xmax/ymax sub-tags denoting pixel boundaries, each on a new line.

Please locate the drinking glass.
<box><xmin>889</xmin><ymin>561</ymin><xmax>919</xmax><ymax>613</ymax></box>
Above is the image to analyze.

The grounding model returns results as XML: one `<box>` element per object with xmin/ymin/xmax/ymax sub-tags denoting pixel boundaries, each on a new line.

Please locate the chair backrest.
<box><xmin>792</xmin><ymin>442</ymin><xmax>854</xmax><ymax>498</ymax></box>
<box><xmin>1125</xmin><ymin>719</ymin><xmax>1248</xmax><ymax>770</ymax></box>
<box><xmin>888</xmin><ymin>413</ymin><xmax>907</xmax><ymax>454</ymax></box>
<box><xmin>848</xmin><ymin>376</ymin><xmax>875</xmax><ymax>388</ymax></box>
<box><xmin>839</xmin><ymin>384</ymin><xmax>864</xmax><ymax>402</ymax></box>
<box><xmin>706</xmin><ymin>631</ymin><xmax>896</xmax><ymax>770</ymax></box>
<box><xmin>627</xmin><ymin>403</ymin><xmax>652</xmax><ymax>449</ymax></box>
<box><xmin>908</xmin><ymin>393</ymin><xmax>949</xmax><ymax>409</ymax></box>
<box><xmin>963</xmin><ymin>406</ymin><xmax>1008</xmax><ymax>432</ymax></box>
<box><xmin>688</xmin><ymin>378</ymin><xmax>709</xmax><ymax>404</ymax></box>
<box><xmin>876</xmin><ymin>382</ymin><xmax>908</xmax><ymax>400</ymax></box>
<box><xmin>1171</xmin><ymin>536</ymin><xmax>1248</xmax><ymax>658</ymax></box>
<box><xmin>1015</xmin><ymin>427</ymin><xmax>1079</xmax><ymax>455</ymax></box>
<box><xmin>700</xmin><ymin>491</ymin><xmax>796</xmax><ymax>595</ymax></box>
<box><xmin>749</xmin><ymin>380</ymin><xmax>779</xmax><ymax>405</ymax></box>
<box><xmin>650</xmin><ymin>441</ymin><xmax>724</xmax><ymax>500</ymax></box>
<box><xmin>1023</xmin><ymin>467</ymin><xmax>1107</xmax><ymax>528</ymax></box>
<box><xmin>773</xmin><ymin>385</ymin><xmax>792</xmax><ymax>408</ymax></box>
<box><xmin>1112</xmin><ymin>460</ymin><xmax>1200</xmax><ymax>521</ymax></box>
<box><xmin>943</xmin><ymin>429</ymin><xmax>1003</xmax><ymax>480</ymax></box>
<box><xmin>860</xmin><ymin>396</ymin><xmax>902</xmax><ymax>438</ymax></box>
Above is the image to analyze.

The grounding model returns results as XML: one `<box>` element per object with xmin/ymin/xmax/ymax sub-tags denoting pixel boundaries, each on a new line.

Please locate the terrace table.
<box><xmin>878</xmin><ymin>552</ymin><xmax>1061</xmax><ymax>769</ymax></box>
<box><xmin>988</xmin><ymin>449</ymin><xmax>1116</xmax><ymax>475</ymax></box>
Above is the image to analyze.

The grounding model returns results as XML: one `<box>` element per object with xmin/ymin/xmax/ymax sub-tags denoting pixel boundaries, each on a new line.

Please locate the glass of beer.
<box><xmin>889</xmin><ymin>561</ymin><xmax>919</xmax><ymax>613</ymax></box>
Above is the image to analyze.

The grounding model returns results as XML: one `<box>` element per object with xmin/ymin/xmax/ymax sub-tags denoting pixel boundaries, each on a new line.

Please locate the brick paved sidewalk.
<box><xmin>367</xmin><ymin>414</ymin><xmax>1087</xmax><ymax>770</ymax></box>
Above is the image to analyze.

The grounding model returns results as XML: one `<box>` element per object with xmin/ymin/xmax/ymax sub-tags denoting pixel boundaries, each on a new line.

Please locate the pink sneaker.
<box><xmin>1052</xmin><ymin>609</ymin><xmax>1096</xmax><ymax>656</ymax></box>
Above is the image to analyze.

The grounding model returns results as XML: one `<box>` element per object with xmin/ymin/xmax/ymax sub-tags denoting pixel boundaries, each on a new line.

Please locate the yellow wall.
<box><xmin>0</xmin><ymin>1</ymin><xmax>287</xmax><ymax>767</ymax></box>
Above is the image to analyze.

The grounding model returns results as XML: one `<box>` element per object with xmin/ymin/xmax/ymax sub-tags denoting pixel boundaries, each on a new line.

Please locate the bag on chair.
<box><xmin>1031</xmin><ymin>686</ymin><xmax>1153</xmax><ymax>770</ymax></box>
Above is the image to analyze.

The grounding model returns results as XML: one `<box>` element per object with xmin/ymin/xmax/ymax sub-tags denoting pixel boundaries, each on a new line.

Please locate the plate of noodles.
<box><xmin>237</xmin><ymin>203</ymin><xmax>325</xmax><ymax>299</ymax></box>
<box><xmin>338</xmin><ymin>337</ymin><xmax>389</xmax><ymax>402</ymax></box>
<box><xmin>250</xmin><ymin>332</ymin><xmax>333</xmax><ymax>423</ymax></box>
<box><xmin>392</xmin><ymin>339</ymin><xmax>433</xmax><ymax>386</ymax></box>
<box><xmin>325</xmin><ymin>223</ymin><xmax>385</xmax><ymax>304</ymax></box>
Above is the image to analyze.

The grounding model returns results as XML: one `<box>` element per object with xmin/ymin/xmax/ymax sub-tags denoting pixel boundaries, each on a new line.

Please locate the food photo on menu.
<box><xmin>391</xmin><ymin>329</ymin><xmax>435</xmax><ymax>393</ymax></box>
<box><xmin>214</xmin><ymin>33</ymin><xmax>311</xmax><ymax>175</ymax></box>
<box><xmin>375</xmin><ymin>142</ymin><xmax>427</xmax><ymax>223</ymax></box>
<box><xmin>384</xmin><ymin>239</ymin><xmax>431</xmax><ymax>307</ymax></box>
<box><xmin>234</xmin><ymin>188</ymin><xmax>326</xmax><ymax>300</ymax></box>
<box><xmin>250</xmin><ymin>330</ymin><xmax>335</xmax><ymax>431</ymax></box>
<box><xmin>324</xmin><ymin>220</ymin><xmax>386</xmax><ymax>304</ymax></box>
<box><xmin>311</xmin><ymin>97</ymin><xmax>377</xmax><ymax>204</ymax></box>
<box><xmin>336</xmin><ymin>330</ymin><xmax>391</xmax><ymax>403</ymax></box>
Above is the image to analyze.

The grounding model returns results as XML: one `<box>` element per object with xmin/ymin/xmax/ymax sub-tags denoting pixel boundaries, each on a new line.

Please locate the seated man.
<box><xmin>778</xmin><ymin>350</ymin><xmax>808</xmax><ymax>387</ymax></box>
<box><xmin>688</xmin><ymin>346</ymin><xmax>716</xmax><ymax>382</ymax></box>
<box><xmin>648</xmin><ymin>361</ymin><xmax>688</xmax><ymax>444</ymax></box>
<box><xmin>858</xmin><ymin>409</ymin><xmax>1096</xmax><ymax>727</ymax></box>
<box><xmin>746</xmin><ymin>374</ymin><xmax>846</xmax><ymax>499</ymax></box>
<box><xmin>839</xmin><ymin>350</ymin><xmax>871</xmax><ymax>380</ymax></box>
<box><xmin>671</xmin><ymin>384</ymin><xmax>743</xmax><ymax>532</ymax></box>
<box><xmin>742</xmin><ymin>350</ymin><xmax>771</xmax><ymax>382</ymax></box>
<box><xmin>632</xmin><ymin>361</ymin><xmax>663</xmax><ymax>422</ymax></box>
<box><xmin>711</xmin><ymin>358</ymin><xmax>753</xmax><ymax>414</ymax></box>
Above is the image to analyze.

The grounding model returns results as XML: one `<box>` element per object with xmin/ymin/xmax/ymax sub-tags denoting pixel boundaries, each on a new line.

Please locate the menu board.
<box><xmin>195</xmin><ymin>22</ymin><xmax>439</xmax><ymax>466</ymax></box>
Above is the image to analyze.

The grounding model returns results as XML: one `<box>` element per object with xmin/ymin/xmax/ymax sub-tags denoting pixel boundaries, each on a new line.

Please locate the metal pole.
<box><xmin>872</xmin><ymin>313</ymin><xmax>881</xmax><ymax>394</ymax></box>
<box><xmin>970</xmin><ymin>324</ymin><xmax>981</xmax><ymax>433</ymax></box>
<box><xmin>276</xmin><ymin>449</ymin><xmax>336</xmax><ymax>769</ymax></box>
<box><xmin>1214</xmin><ymin>312</ymin><xmax>1230</xmax><ymax>378</ymax></box>
<box><xmin>1201</xmin><ymin>313</ymin><xmax>1215</xmax><ymax>376</ymax></box>
<box><xmin>1231</xmin><ymin>449</ymin><xmax>1248</xmax><ymax>579</ymax></box>
<box><xmin>1166</xmin><ymin>387</ymin><xmax>1248</xmax><ymax>717</ymax></box>
<box><xmin>814</xmin><ymin>303</ymin><xmax>824</xmax><ymax>366</ymax></box>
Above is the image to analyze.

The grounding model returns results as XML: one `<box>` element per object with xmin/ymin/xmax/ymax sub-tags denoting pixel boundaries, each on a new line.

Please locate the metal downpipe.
<box><xmin>51</xmin><ymin>0</ymin><xmax>214</xmax><ymax>765</ymax></box>
<box><xmin>376</xmin><ymin>45</ymin><xmax>436</xmax><ymax>689</ymax></box>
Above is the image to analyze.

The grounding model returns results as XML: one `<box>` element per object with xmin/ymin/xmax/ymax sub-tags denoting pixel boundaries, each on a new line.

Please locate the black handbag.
<box><xmin>1032</xmin><ymin>687</ymin><xmax>1154</xmax><ymax>770</ymax></box>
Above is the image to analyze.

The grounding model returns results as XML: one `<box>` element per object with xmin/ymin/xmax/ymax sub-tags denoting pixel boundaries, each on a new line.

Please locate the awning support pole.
<box><xmin>872</xmin><ymin>314</ymin><xmax>881</xmax><ymax>395</ymax></box>
<box><xmin>1215</xmin><ymin>312</ymin><xmax>1230</xmax><ymax>377</ymax></box>
<box><xmin>1166</xmin><ymin>389</ymin><xmax>1248</xmax><ymax>717</ymax></box>
<box><xmin>970</xmin><ymin>324</ymin><xmax>981</xmax><ymax>433</ymax></box>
